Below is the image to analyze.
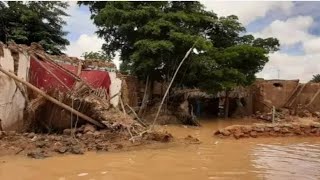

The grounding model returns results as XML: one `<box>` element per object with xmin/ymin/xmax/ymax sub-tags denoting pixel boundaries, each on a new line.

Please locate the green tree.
<box><xmin>0</xmin><ymin>1</ymin><xmax>69</xmax><ymax>54</ymax></box>
<box><xmin>81</xmin><ymin>1</ymin><xmax>280</xmax><ymax>118</ymax></box>
<box><xmin>310</xmin><ymin>74</ymin><xmax>320</xmax><ymax>83</ymax></box>
<box><xmin>82</xmin><ymin>51</ymin><xmax>111</xmax><ymax>62</ymax></box>
<box><xmin>80</xmin><ymin>1</ymin><xmax>213</xmax><ymax>81</ymax></box>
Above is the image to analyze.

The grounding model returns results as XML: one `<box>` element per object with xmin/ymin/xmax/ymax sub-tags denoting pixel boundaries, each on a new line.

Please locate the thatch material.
<box><xmin>216</xmin><ymin>86</ymin><xmax>249</xmax><ymax>98</ymax></box>
<box><xmin>172</xmin><ymin>88</ymin><xmax>213</xmax><ymax>99</ymax></box>
<box><xmin>172</xmin><ymin>86</ymin><xmax>249</xmax><ymax>100</ymax></box>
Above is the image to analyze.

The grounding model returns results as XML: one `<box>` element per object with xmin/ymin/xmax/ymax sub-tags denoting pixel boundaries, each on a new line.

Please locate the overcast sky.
<box><xmin>63</xmin><ymin>1</ymin><xmax>320</xmax><ymax>82</ymax></box>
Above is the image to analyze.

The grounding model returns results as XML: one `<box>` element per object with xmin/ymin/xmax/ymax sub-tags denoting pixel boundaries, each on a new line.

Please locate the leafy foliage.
<box><xmin>80</xmin><ymin>1</ymin><xmax>280</xmax><ymax>93</ymax></box>
<box><xmin>310</xmin><ymin>74</ymin><xmax>320</xmax><ymax>83</ymax></box>
<box><xmin>82</xmin><ymin>51</ymin><xmax>111</xmax><ymax>62</ymax></box>
<box><xmin>0</xmin><ymin>1</ymin><xmax>69</xmax><ymax>54</ymax></box>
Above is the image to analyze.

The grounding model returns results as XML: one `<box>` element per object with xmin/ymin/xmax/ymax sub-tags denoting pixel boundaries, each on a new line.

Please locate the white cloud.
<box><xmin>257</xmin><ymin>52</ymin><xmax>320</xmax><ymax>83</ymax></box>
<box><xmin>63</xmin><ymin>2</ymin><xmax>122</xmax><ymax>69</ymax></box>
<box><xmin>303</xmin><ymin>38</ymin><xmax>320</xmax><ymax>54</ymax></box>
<box><xmin>65</xmin><ymin>34</ymin><xmax>121</xmax><ymax>69</ymax></box>
<box><xmin>254</xmin><ymin>16</ymin><xmax>314</xmax><ymax>46</ymax></box>
<box><xmin>202</xmin><ymin>1</ymin><xmax>293</xmax><ymax>25</ymax></box>
<box><xmin>254</xmin><ymin>15</ymin><xmax>320</xmax><ymax>82</ymax></box>
<box><xmin>65</xmin><ymin>34</ymin><xmax>104</xmax><ymax>58</ymax></box>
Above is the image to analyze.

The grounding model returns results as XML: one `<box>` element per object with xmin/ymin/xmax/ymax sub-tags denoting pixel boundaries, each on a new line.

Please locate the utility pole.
<box><xmin>277</xmin><ymin>68</ymin><xmax>280</xmax><ymax>79</ymax></box>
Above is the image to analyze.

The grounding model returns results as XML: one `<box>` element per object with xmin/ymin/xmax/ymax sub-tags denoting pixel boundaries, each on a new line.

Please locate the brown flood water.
<box><xmin>1</xmin><ymin>118</ymin><xmax>320</xmax><ymax>180</ymax></box>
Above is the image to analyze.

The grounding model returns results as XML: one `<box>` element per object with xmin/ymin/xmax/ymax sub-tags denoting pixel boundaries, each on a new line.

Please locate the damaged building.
<box><xmin>0</xmin><ymin>42</ymin><xmax>136</xmax><ymax>132</ymax></box>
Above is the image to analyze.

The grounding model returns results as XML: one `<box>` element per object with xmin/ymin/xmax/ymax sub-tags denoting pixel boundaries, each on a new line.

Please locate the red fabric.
<box><xmin>29</xmin><ymin>57</ymin><xmax>111</xmax><ymax>94</ymax></box>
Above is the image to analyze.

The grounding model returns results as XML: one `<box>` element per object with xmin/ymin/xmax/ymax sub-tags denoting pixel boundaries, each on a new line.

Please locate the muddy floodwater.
<box><xmin>1</xmin><ymin>118</ymin><xmax>320</xmax><ymax>180</ymax></box>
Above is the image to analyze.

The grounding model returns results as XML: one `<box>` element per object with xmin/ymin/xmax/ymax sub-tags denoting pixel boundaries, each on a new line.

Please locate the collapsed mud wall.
<box><xmin>293</xmin><ymin>83</ymin><xmax>320</xmax><ymax>112</ymax></box>
<box><xmin>0</xmin><ymin>44</ymin><xmax>30</xmax><ymax>131</ymax></box>
<box><xmin>252</xmin><ymin>79</ymin><xmax>299</xmax><ymax>113</ymax></box>
<box><xmin>121</xmin><ymin>75</ymin><xmax>140</xmax><ymax>107</ymax></box>
<box><xmin>109</xmin><ymin>72</ymin><xmax>122</xmax><ymax>107</ymax></box>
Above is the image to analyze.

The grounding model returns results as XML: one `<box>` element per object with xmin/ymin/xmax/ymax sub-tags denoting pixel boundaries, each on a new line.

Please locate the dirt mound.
<box><xmin>214</xmin><ymin>121</ymin><xmax>320</xmax><ymax>139</ymax></box>
<box><xmin>0</xmin><ymin>125</ymin><xmax>173</xmax><ymax>159</ymax></box>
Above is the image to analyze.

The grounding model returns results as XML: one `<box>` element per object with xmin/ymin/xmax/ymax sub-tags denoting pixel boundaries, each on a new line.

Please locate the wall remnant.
<box><xmin>0</xmin><ymin>44</ymin><xmax>29</xmax><ymax>131</ymax></box>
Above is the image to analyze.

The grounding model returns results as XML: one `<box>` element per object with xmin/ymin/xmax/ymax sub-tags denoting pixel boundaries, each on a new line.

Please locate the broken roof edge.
<box><xmin>0</xmin><ymin>41</ymin><xmax>117</xmax><ymax>69</ymax></box>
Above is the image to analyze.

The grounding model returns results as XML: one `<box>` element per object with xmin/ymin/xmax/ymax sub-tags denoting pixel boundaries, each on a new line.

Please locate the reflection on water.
<box><xmin>1</xmin><ymin>119</ymin><xmax>320</xmax><ymax>180</ymax></box>
<box><xmin>252</xmin><ymin>143</ymin><xmax>320</xmax><ymax>180</ymax></box>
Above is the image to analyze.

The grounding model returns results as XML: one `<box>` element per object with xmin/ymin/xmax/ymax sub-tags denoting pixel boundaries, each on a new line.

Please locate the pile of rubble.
<box><xmin>0</xmin><ymin>42</ymin><xmax>174</xmax><ymax>158</ymax></box>
<box><xmin>214</xmin><ymin>121</ymin><xmax>320</xmax><ymax>139</ymax></box>
<box><xmin>0</xmin><ymin>124</ymin><xmax>172</xmax><ymax>158</ymax></box>
<box><xmin>253</xmin><ymin>108</ymin><xmax>320</xmax><ymax>122</ymax></box>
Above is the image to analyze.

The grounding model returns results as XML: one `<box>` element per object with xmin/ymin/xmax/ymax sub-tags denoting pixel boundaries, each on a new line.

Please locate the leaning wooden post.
<box><xmin>0</xmin><ymin>66</ymin><xmax>104</xmax><ymax>128</ymax></box>
<box><xmin>272</xmin><ymin>106</ymin><xmax>275</xmax><ymax>123</ymax></box>
<box><xmin>126</xmin><ymin>104</ymin><xmax>147</xmax><ymax>127</ymax></box>
<box><xmin>119</xmin><ymin>94</ymin><xmax>127</xmax><ymax>114</ymax></box>
<box><xmin>151</xmin><ymin>46</ymin><xmax>195</xmax><ymax>129</ymax></box>
<box><xmin>138</xmin><ymin>75</ymin><xmax>149</xmax><ymax>116</ymax></box>
<box><xmin>32</xmin><ymin>56</ymin><xmax>71</xmax><ymax>91</ymax></box>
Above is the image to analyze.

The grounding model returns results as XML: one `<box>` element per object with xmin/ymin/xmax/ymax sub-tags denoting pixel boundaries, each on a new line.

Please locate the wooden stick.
<box><xmin>35</xmin><ymin>53</ymin><xmax>93</xmax><ymax>89</ymax></box>
<box><xmin>126</xmin><ymin>104</ymin><xmax>147</xmax><ymax>127</ymax></box>
<box><xmin>119</xmin><ymin>94</ymin><xmax>126</xmax><ymax>114</ymax></box>
<box><xmin>283</xmin><ymin>83</ymin><xmax>300</xmax><ymax>107</ymax></box>
<box><xmin>151</xmin><ymin>45</ymin><xmax>195</xmax><ymax>129</ymax></box>
<box><xmin>288</xmin><ymin>83</ymin><xmax>307</xmax><ymax>107</ymax></box>
<box><xmin>109</xmin><ymin>92</ymin><xmax>119</xmax><ymax>100</ymax></box>
<box><xmin>0</xmin><ymin>66</ymin><xmax>104</xmax><ymax>128</ymax></box>
<box><xmin>77</xmin><ymin>61</ymin><xmax>82</xmax><ymax>76</ymax></box>
<box><xmin>306</xmin><ymin>86</ymin><xmax>320</xmax><ymax>107</ymax></box>
<box><xmin>33</xmin><ymin>57</ymin><xmax>71</xmax><ymax>91</ymax></box>
<box><xmin>138</xmin><ymin>75</ymin><xmax>149</xmax><ymax>116</ymax></box>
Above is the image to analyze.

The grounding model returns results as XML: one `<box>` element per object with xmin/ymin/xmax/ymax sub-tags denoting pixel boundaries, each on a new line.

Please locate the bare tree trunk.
<box><xmin>138</xmin><ymin>76</ymin><xmax>149</xmax><ymax>116</ymax></box>
<box><xmin>224</xmin><ymin>90</ymin><xmax>230</xmax><ymax>119</ymax></box>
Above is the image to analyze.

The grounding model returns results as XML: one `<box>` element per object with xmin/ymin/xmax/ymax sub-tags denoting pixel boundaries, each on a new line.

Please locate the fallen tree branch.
<box><xmin>0</xmin><ymin>66</ymin><xmax>104</xmax><ymax>128</ymax></box>
<box><xmin>126</xmin><ymin>104</ymin><xmax>147</xmax><ymax>127</ymax></box>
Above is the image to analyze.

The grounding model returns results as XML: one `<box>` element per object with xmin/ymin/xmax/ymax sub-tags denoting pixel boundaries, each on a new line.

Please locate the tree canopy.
<box><xmin>0</xmin><ymin>1</ymin><xmax>69</xmax><ymax>54</ymax></box>
<box><xmin>80</xmin><ymin>1</ymin><xmax>280</xmax><ymax>93</ymax></box>
<box><xmin>82</xmin><ymin>51</ymin><xmax>111</xmax><ymax>62</ymax></box>
<box><xmin>310</xmin><ymin>74</ymin><xmax>320</xmax><ymax>83</ymax></box>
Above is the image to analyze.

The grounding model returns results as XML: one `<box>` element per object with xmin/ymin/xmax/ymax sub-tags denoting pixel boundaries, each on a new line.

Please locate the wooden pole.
<box><xmin>151</xmin><ymin>46</ymin><xmax>195</xmax><ymax>129</ymax></box>
<box><xmin>0</xmin><ymin>66</ymin><xmax>104</xmax><ymax>128</ymax></box>
<box><xmin>119</xmin><ymin>94</ymin><xmax>126</xmax><ymax>114</ymax></box>
<box><xmin>77</xmin><ymin>61</ymin><xmax>82</xmax><ymax>76</ymax></box>
<box><xmin>306</xmin><ymin>87</ymin><xmax>320</xmax><ymax>107</ymax></box>
<box><xmin>283</xmin><ymin>83</ymin><xmax>300</xmax><ymax>107</ymax></box>
<box><xmin>35</xmin><ymin>53</ymin><xmax>93</xmax><ymax>89</ymax></box>
<box><xmin>126</xmin><ymin>104</ymin><xmax>147</xmax><ymax>127</ymax></box>
<box><xmin>33</xmin><ymin>57</ymin><xmax>71</xmax><ymax>91</ymax></box>
<box><xmin>272</xmin><ymin>106</ymin><xmax>275</xmax><ymax>123</ymax></box>
<box><xmin>288</xmin><ymin>83</ymin><xmax>307</xmax><ymax>107</ymax></box>
<box><xmin>138</xmin><ymin>75</ymin><xmax>149</xmax><ymax>116</ymax></box>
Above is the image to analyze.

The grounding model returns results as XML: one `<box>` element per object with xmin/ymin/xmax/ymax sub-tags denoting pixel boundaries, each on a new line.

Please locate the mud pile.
<box><xmin>0</xmin><ymin>124</ymin><xmax>172</xmax><ymax>158</ymax></box>
<box><xmin>214</xmin><ymin>121</ymin><xmax>320</xmax><ymax>139</ymax></box>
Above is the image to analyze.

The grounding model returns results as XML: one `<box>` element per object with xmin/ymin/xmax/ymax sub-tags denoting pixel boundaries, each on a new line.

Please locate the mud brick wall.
<box><xmin>296</xmin><ymin>83</ymin><xmax>320</xmax><ymax>112</ymax></box>
<box><xmin>122</xmin><ymin>75</ymin><xmax>140</xmax><ymax>107</ymax></box>
<box><xmin>252</xmin><ymin>80</ymin><xmax>299</xmax><ymax>113</ymax></box>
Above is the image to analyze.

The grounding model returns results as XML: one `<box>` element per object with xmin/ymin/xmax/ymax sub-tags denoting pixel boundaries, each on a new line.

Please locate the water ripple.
<box><xmin>252</xmin><ymin>143</ymin><xmax>320</xmax><ymax>180</ymax></box>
